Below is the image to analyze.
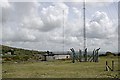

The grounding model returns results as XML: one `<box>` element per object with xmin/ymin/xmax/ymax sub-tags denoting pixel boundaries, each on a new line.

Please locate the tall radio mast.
<box><xmin>83</xmin><ymin>0</ymin><xmax>86</xmax><ymax>51</ymax></box>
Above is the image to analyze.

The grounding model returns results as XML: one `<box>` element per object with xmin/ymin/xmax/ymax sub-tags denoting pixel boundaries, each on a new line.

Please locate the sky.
<box><xmin>0</xmin><ymin>0</ymin><xmax>119</xmax><ymax>53</ymax></box>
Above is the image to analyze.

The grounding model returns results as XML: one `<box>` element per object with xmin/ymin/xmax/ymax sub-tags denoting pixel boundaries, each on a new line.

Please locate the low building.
<box><xmin>7</xmin><ymin>52</ymin><xmax>12</xmax><ymax>55</ymax></box>
<box><xmin>41</xmin><ymin>51</ymin><xmax>71</xmax><ymax>61</ymax></box>
<box><xmin>54</xmin><ymin>54</ymin><xmax>70</xmax><ymax>60</ymax></box>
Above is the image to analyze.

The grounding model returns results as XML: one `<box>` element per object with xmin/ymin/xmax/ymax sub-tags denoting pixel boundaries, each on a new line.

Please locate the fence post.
<box><xmin>105</xmin><ymin>61</ymin><xmax>108</xmax><ymax>71</ymax></box>
<box><xmin>79</xmin><ymin>49</ymin><xmax>82</xmax><ymax>62</ymax></box>
<box><xmin>96</xmin><ymin>50</ymin><xmax>98</xmax><ymax>62</ymax></box>
<box><xmin>95</xmin><ymin>48</ymin><xmax>100</xmax><ymax>62</ymax></box>
<box><xmin>105</xmin><ymin>61</ymin><xmax>114</xmax><ymax>71</ymax></box>
<box><xmin>70</xmin><ymin>48</ymin><xmax>75</xmax><ymax>63</ymax></box>
<box><xmin>93</xmin><ymin>49</ymin><xmax>95</xmax><ymax>62</ymax></box>
<box><xmin>112</xmin><ymin>60</ymin><xmax>114</xmax><ymax>71</ymax></box>
<box><xmin>84</xmin><ymin>48</ymin><xmax>87</xmax><ymax>62</ymax></box>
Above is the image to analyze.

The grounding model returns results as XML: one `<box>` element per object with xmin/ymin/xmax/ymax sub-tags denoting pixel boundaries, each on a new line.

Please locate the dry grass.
<box><xmin>2</xmin><ymin>56</ymin><xmax>119</xmax><ymax>78</ymax></box>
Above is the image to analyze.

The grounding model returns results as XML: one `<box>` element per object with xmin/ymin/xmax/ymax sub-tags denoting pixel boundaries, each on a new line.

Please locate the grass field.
<box><xmin>2</xmin><ymin>57</ymin><xmax>119</xmax><ymax>78</ymax></box>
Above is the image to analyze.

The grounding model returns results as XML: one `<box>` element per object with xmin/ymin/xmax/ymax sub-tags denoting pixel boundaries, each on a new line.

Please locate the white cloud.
<box><xmin>1</xmin><ymin>2</ymin><xmax>70</xmax><ymax>42</ymax></box>
<box><xmin>1</xmin><ymin>2</ymin><xmax>118</xmax><ymax>52</ymax></box>
<box><xmin>2</xmin><ymin>2</ymin><xmax>41</xmax><ymax>42</ymax></box>
<box><xmin>72</xmin><ymin>7</ymin><xmax>81</xmax><ymax>18</ymax></box>
<box><xmin>0</xmin><ymin>0</ymin><xmax>10</xmax><ymax>8</ymax></box>
<box><xmin>21</xmin><ymin>15</ymin><xmax>44</xmax><ymax>30</ymax></box>
<box><xmin>40</xmin><ymin>3</ymin><xmax>69</xmax><ymax>31</ymax></box>
<box><xmin>87</xmin><ymin>11</ymin><xmax>116</xmax><ymax>39</ymax></box>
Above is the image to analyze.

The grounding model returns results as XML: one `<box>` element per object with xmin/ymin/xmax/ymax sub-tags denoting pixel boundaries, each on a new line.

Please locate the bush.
<box><xmin>105</xmin><ymin>52</ymin><xmax>116</xmax><ymax>57</ymax></box>
<box><xmin>2</xmin><ymin>55</ymin><xmax>13</xmax><ymax>61</ymax></box>
<box><xmin>12</xmin><ymin>55</ymin><xmax>20</xmax><ymax>60</ymax></box>
<box><xmin>18</xmin><ymin>55</ymin><xmax>30</xmax><ymax>61</ymax></box>
<box><xmin>3</xmin><ymin>58</ymin><xmax>12</xmax><ymax>61</ymax></box>
<box><xmin>22</xmin><ymin>55</ymin><xmax>29</xmax><ymax>61</ymax></box>
<box><xmin>99</xmin><ymin>54</ymin><xmax>106</xmax><ymax>57</ymax></box>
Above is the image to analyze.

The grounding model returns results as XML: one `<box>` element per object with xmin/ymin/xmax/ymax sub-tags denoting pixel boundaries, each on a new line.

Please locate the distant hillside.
<box><xmin>99</xmin><ymin>51</ymin><xmax>120</xmax><ymax>57</ymax></box>
<box><xmin>1</xmin><ymin>45</ymin><xmax>46</xmax><ymax>62</ymax></box>
<box><xmin>1</xmin><ymin>45</ymin><xmax>45</xmax><ymax>55</ymax></box>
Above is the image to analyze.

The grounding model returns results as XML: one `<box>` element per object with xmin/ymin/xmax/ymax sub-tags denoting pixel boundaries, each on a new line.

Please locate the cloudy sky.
<box><xmin>0</xmin><ymin>0</ymin><xmax>119</xmax><ymax>52</ymax></box>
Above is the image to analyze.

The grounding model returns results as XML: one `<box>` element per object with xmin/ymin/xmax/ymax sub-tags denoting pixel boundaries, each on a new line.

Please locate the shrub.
<box><xmin>22</xmin><ymin>55</ymin><xmax>29</xmax><ymax>61</ymax></box>
<box><xmin>12</xmin><ymin>55</ymin><xmax>20</xmax><ymax>60</ymax></box>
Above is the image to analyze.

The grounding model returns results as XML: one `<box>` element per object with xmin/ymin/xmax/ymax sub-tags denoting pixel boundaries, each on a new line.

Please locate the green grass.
<box><xmin>2</xmin><ymin>57</ymin><xmax>119</xmax><ymax>78</ymax></box>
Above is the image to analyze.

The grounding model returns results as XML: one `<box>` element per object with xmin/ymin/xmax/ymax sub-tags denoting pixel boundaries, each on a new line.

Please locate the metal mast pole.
<box><xmin>83</xmin><ymin>0</ymin><xmax>86</xmax><ymax>51</ymax></box>
<box><xmin>63</xmin><ymin>10</ymin><xmax>65</xmax><ymax>54</ymax></box>
<box><xmin>83</xmin><ymin>0</ymin><xmax>87</xmax><ymax>62</ymax></box>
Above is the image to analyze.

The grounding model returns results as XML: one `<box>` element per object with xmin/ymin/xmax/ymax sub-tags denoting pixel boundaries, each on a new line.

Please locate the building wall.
<box><xmin>54</xmin><ymin>55</ymin><xmax>70</xmax><ymax>59</ymax></box>
<box><xmin>42</xmin><ymin>55</ymin><xmax>71</xmax><ymax>61</ymax></box>
<box><xmin>46</xmin><ymin>56</ymin><xmax>55</xmax><ymax>61</ymax></box>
